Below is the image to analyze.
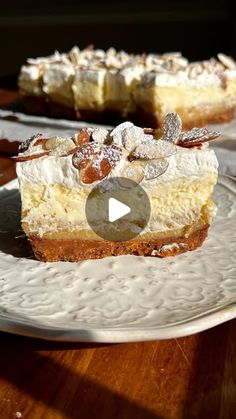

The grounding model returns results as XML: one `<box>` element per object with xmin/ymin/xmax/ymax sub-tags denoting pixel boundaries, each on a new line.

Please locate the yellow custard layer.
<box><xmin>21</xmin><ymin>173</ymin><xmax>217</xmax><ymax>239</ymax></box>
<box><xmin>134</xmin><ymin>78</ymin><xmax>236</xmax><ymax>124</ymax></box>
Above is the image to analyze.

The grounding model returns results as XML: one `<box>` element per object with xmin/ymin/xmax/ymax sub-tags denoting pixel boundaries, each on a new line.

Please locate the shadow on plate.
<box><xmin>0</xmin><ymin>187</ymin><xmax>33</xmax><ymax>259</ymax></box>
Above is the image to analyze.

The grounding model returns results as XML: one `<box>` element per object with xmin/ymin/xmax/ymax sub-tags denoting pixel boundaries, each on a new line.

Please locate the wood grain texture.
<box><xmin>0</xmin><ymin>89</ymin><xmax>235</xmax><ymax>419</ymax></box>
<box><xmin>0</xmin><ymin>155</ymin><xmax>16</xmax><ymax>186</ymax></box>
<box><xmin>0</xmin><ymin>324</ymin><xmax>236</xmax><ymax>419</ymax></box>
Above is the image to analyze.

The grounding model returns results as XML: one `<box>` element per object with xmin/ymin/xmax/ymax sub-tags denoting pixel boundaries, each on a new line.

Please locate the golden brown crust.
<box><xmin>47</xmin><ymin>99</ymin><xmax>76</xmax><ymax>120</ymax></box>
<box><xmin>175</xmin><ymin>107</ymin><xmax>235</xmax><ymax>129</ymax></box>
<box><xmin>21</xmin><ymin>94</ymin><xmax>235</xmax><ymax>128</ymax></box>
<box><xmin>21</xmin><ymin>95</ymin><xmax>47</xmax><ymax>115</ymax></box>
<box><xmin>76</xmin><ymin>108</ymin><xmax>107</xmax><ymax>123</ymax></box>
<box><xmin>135</xmin><ymin>106</ymin><xmax>235</xmax><ymax>129</ymax></box>
<box><xmin>29</xmin><ymin>225</ymin><xmax>209</xmax><ymax>262</ymax></box>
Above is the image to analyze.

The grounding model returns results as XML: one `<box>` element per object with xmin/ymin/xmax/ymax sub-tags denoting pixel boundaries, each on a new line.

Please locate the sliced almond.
<box><xmin>72</xmin><ymin>143</ymin><xmax>121</xmax><ymax>168</ymax></box>
<box><xmin>44</xmin><ymin>137</ymin><xmax>61</xmax><ymax>150</ymax></box>
<box><xmin>122</xmin><ymin>126</ymin><xmax>150</xmax><ymax>153</ymax></box>
<box><xmin>142</xmin><ymin>159</ymin><xmax>169</xmax><ymax>180</ymax></box>
<box><xmin>33</xmin><ymin>138</ymin><xmax>47</xmax><ymax>147</ymax></box>
<box><xmin>143</xmin><ymin>128</ymin><xmax>156</xmax><ymax>135</ymax></box>
<box><xmin>72</xmin><ymin>144</ymin><xmax>99</xmax><ymax>169</ymax></box>
<box><xmin>79</xmin><ymin>158</ymin><xmax>113</xmax><ymax>184</ymax></box>
<box><xmin>74</xmin><ymin>129</ymin><xmax>93</xmax><ymax>146</ymax></box>
<box><xmin>110</xmin><ymin>122</ymin><xmax>134</xmax><ymax>146</ymax></box>
<box><xmin>44</xmin><ymin>137</ymin><xmax>76</xmax><ymax>156</ymax></box>
<box><xmin>131</xmin><ymin>140</ymin><xmax>176</xmax><ymax>160</ymax></box>
<box><xmin>177</xmin><ymin>128</ymin><xmax>220</xmax><ymax>147</ymax></box>
<box><xmin>18</xmin><ymin>133</ymin><xmax>43</xmax><ymax>153</ymax></box>
<box><xmin>13</xmin><ymin>151</ymin><xmax>49</xmax><ymax>162</ymax></box>
<box><xmin>162</xmin><ymin>113</ymin><xmax>182</xmax><ymax>143</ymax></box>
<box><xmin>217</xmin><ymin>53</ymin><xmax>236</xmax><ymax>70</ymax></box>
<box><xmin>48</xmin><ymin>140</ymin><xmax>76</xmax><ymax>156</ymax></box>
<box><xmin>120</xmin><ymin>161</ymin><xmax>144</xmax><ymax>184</ymax></box>
<box><xmin>92</xmin><ymin>128</ymin><xmax>110</xmax><ymax>143</ymax></box>
<box><xmin>72</xmin><ymin>143</ymin><xmax>122</xmax><ymax>184</ymax></box>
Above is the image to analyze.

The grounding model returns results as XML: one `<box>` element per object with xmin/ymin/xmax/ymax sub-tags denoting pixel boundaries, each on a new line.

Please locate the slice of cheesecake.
<box><xmin>19</xmin><ymin>48</ymin><xmax>236</xmax><ymax>127</ymax></box>
<box><xmin>72</xmin><ymin>48</ymin><xmax>131</xmax><ymax>121</ymax></box>
<box><xmin>134</xmin><ymin>54</ymin><xmax>236</xmax><ymax>128</ymax></box>
<box><xmin>15</xmin><ymin>113</ymin><xmax>219</xmax><ymax>262</ymax></box>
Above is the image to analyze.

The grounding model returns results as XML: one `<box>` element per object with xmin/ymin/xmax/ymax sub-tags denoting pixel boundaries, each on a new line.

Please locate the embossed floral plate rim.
<box><xmin>0</xmin><ymin>301</ymin><xmax>236</xmax><ymax>342</ymax></box>
<box><xmin>0</xmin><ymin>175</ymin><xmax>235</xmax><ymax>342</ymax></box>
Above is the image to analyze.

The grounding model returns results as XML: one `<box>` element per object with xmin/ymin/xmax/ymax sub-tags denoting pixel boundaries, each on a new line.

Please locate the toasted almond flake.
<box><xmin>178</xmin><ymin>127</ymin><xmax>208</xmax><ymax>141</ymax></box>
<box><xmin>120</xmin><ymin>161</ymin><xmax>144</xmax><ymax>184</ymax></box>
<box><xmin>49</xmin><ymin>142</ymin><xmax>75</xmax><ymax>156</ymax></box>
<box><xmin>79</xmin><ymin>159</ymin><xmax>113</xmax><ymax>184</ymax></box>
<box><xmin>33</xmin><ymin>138</ymin><xmax>47</xmax><ymax>147</ymax></box>
<box><xmin>92</xmin><ymin>128</ymin><xmax>109</xmax><ymax>143</ymax></box>
<box><xmin>177</xmin><ymin>128</ymin><xmax>220</xmax><ymax>147</ymax></box>
<box><xmin>122</xmin><ymin>126</ymin><xmax>150</xmax><ymax>152</ymax></box>
<box><xmin>18</xmin><ymin>133</ymin><xmax>42</xmax><ymax>152</ymax></box>
<box><xmin>217</xmin><ymin>53</ymin><xmax>236</xmax><ymax>70</ymax></box>
<box><xmin>44</xmin><ymin>137</ymin><xmax>61</xmax><ymax>150</ymax></box>
<box><xmin>162</xmin><ymin>113</ymin><xmax>182</xmax><ymax>143</ymax></box>
<box><xmin>72</xmin><ymin>143</ymin><xmax>121</xmax><ymax>168</ymax></box>
<box><xmin>143</xmin><ymin>128</ymin><xmax>156</xmax><ymax>135</ymax></box>
<box><xmin>44</xmin><ymin>137</ymin><xmax>75</xmax><ymax>156</ymax></box>
<box><xmin>74</xmin><ymin>129</ymin><xmax>93</xmax><ymax>146</ymax></box>
<box><xmin>131</xmin><ymin>140</ymin><xmax>176</xmax><ymax>160</ymax></box>
<box><xmin>13</xmin><ymin>151</ymin><xmax>49</xmax><ymax>162</ymax></box>
<box><xmin>72</xmin><ymin>143</ymin><xmax>122</xmax><ymax>184</ymax></box>
<box><xmin>110</xmin><ymin>122</ymin><xmax>134</xmax><ymax>146</ymax></box>
<box><xmin>143</xmin><ymin>159</ymin><xmax>169</xmax><ymax>180</ymax></box>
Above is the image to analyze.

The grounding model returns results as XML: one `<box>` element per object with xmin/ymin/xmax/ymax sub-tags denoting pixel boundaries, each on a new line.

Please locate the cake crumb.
<box><xmin>16</xmin><ymin>412</ymin><xmax>22</xmax><ymax>418</ymax></box>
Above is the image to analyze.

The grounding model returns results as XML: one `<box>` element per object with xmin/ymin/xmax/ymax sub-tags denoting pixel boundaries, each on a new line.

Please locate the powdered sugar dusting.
<box><xmin>18</xmin><ymin>133</ymin><xmax>43</xmax><ymax>153</ymax></box>
<box><xmin>72</xmin><ymin>143</ymin><xmax>122</xmax><ymax>169</ymax></box>
<box><xmin>132</xmin><ymin>140</ymin><xmax>176</xmax><ymax>160</ymax></box>
<box><xmin>162</xmin><ymin>113</ymin><xmax>182</xmax><ymax>143</ymax></box>
<box><xmin>143</xmin><ymin>159</ymin><xmax>169</xmax><ymax>180</ymax></box>
<box><xmin>121</xmin><ymin>126</ymin><xmax>147</xmax><ymax>152</ymax></box>
<box><xmin>178</xmin><ymin>127</ymin><xmax>220</xmax><ymax>147</ymax></box>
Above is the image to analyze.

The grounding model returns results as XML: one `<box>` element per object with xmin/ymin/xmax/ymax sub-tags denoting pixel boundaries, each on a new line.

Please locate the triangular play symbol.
<box><xmin>108</xmin><ymin>197</ymin><xmax>131</xmax><ymax>222</ymax></box>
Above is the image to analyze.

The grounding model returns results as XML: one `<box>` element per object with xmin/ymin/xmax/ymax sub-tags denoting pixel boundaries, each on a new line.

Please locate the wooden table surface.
<box><xmin>0</xmin><ymin>90</ymin><xmax>235</xmax><ymax>419</ymax></box>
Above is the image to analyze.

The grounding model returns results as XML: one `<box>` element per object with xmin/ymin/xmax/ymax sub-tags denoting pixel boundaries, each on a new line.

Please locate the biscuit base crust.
<box><xmin>135</xmin><ymin>106</ymin><xmax>235</xmax><ymax>129</ymax></box>
<box><xmin>29</xmin><ymin>225</ymin><xmax>209</xmax><ymax>262</ymax></box>
<box><xmin>21</xmin><ymin>94</ymin><xmax>235</xmax><ymax>128</ymax></box>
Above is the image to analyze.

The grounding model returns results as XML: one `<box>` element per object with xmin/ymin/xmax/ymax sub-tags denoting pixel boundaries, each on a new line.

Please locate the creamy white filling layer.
<box><xmin>139</xmin><ymin>68</ymin><xmax>236</xmax><ymax>88</ymax></box>
<box><xmin>20</xmin><ymin>173</ymin><xmax>217</xmax><ymax>237</ymax></box>
<box><xmin>18</xmin><ymin>65</ymin><xmax>43</xmax><ymax>96</ymax></box>
<box><xmin>16</xmin><ymin>145</ymin><xmax>218</xmax><ymax>190</ymax></box>
<box><xmin>72</xmin><ymin>69</ymin><xmax>107</xmax><ymax>110</ymax></box>
<box><xmin>43</xmin><ymin>63</ymin><xmax>75</xmax><ymax>104</ymax></box>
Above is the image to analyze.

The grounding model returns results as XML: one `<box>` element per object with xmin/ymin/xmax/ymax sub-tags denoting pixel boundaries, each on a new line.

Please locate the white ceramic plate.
<box><xmin>0</xmin><ymin>175</ymin><xmax>235</xmax><ymax>342</ymax></box>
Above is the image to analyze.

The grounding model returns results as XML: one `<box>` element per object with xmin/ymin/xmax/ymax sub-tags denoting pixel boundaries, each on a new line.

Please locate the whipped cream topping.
<box><xmin>18</xmin><ymin>65</ymin><xmax>44</xmax><ymax>96</ymax></box>
<box><xmin>42</xmin><ymin>63</ymin><xmax>75</xmax><ymax>104</ymax></box>
<box><xmin>16</xmin><ymin>144</ymin><xmax>218</xmax><ymax>189</ymax></box>
<box><xmin>19</xmin><ymin>47</ymin><xmax>236</xmax><ymax>98</ymax></box>
<box><xmin>16</xmin><ymin>116</ymin><xmax>219</xmax><ymax>191</ymax></box>
<box><xmin>16</xmin><ymin>115</ymin><xmax>219</xmax><ymax>237</ymax></box>
<box><xmin>139</xmin><ymin>70</ymin><xmax>223</xmax><ymax>88</ymax></box>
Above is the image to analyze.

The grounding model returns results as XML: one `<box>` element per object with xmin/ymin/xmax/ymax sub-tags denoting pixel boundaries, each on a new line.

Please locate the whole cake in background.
<box><xmin>15</xmin><ymin>113</ymin><xmax>219</xmax><ymax>262</ymax></box>
<box><xmin>18</xmin><ymin>46</ymin><xmax>236</xmax><ymax>128</ymax></box>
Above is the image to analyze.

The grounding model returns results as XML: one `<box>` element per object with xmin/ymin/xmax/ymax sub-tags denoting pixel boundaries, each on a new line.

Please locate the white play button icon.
<box><xmin>108</xmin><ymin>197</ymin><xmax>131</xmax><ymax>222</ymax></box>
<box><xmin>85</xmin><ymin>177</ymin><xmax>150</xmax><ymax>241</ymax></box>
